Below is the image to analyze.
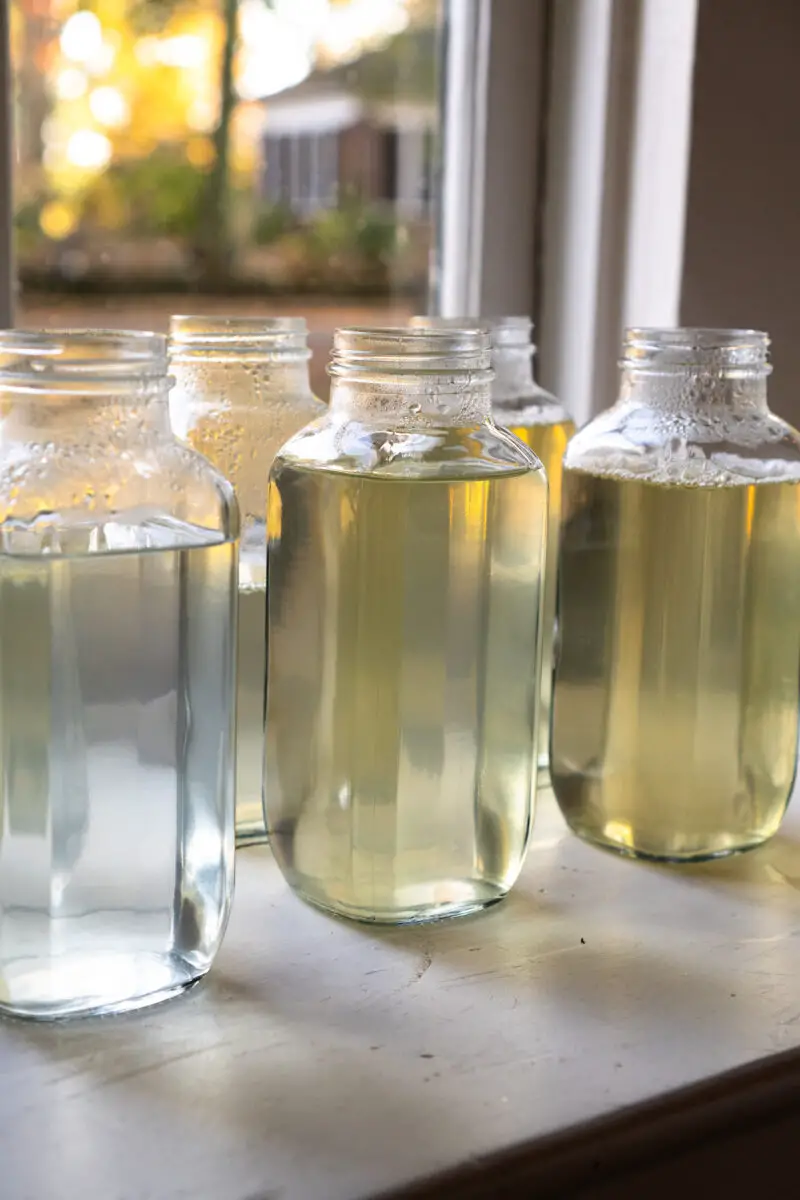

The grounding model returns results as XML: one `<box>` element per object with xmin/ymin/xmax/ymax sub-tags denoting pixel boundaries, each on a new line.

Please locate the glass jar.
<box><xmin>551</xmin><ymin>328</ymin><xmax>800</xmax><ymax>861</ymax></box>
<box><xmin>412</xmin><ymin>315</ymin><xmax>575</xmax><ymax>778</ymax></box>
<box><xmin>0</xmin><ymin>330</ymin><xmax>238</xmax><ymax>1018</ymax></box>
<box><xmin>265</xmin><ymin>326</ymin><xmax>547</xmax><ymax>923</ymax></box>
<box><xmin>169</xmin><ymin>316</ymin><xmax>324</xmax><ymax>845</ymax></box>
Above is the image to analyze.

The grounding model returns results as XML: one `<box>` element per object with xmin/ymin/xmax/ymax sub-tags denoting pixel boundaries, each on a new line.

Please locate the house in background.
<box><xmin>260</xmin><ymin>27</ymin><xmax>438</xmax><ymax>221</ymax></box>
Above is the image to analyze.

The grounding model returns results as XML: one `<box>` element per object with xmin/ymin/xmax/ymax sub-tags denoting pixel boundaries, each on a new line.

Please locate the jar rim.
<box><xmin>628</xmin><ymin>325</ymin><xmax>767</xmax><ymax>341</ymax></box>
<box><xmin>410</xmin><ymin>314</ymin><xmax>533</xmax><ymax>348</ymax></box>
<box><xmin>409</xmin><ymin>315</ymin><xmax>491</xmax><ymax>331</ymax></box>
<box><xmin>622</xmin><ymin>327</ymin><xmax>770</xmax><ymax>373</ymax></box>
<box><xmin>330</xmin><ymin>325</ymin><xmax>492</xmax><ymax>376</ymax></box>
<box><xmin>0</xmin><ymin>328</ymin><xmax>167</xmax><ymax>385</ymax></box>
<box><xmin>169</xmin><ymin>315</ymin><xmax>311</xmax><ymax>362</ymax></box>
<box><xmin>170</xmin><ymin>315</ymin><xmax>307</xmax><ymax>342</ymax></box>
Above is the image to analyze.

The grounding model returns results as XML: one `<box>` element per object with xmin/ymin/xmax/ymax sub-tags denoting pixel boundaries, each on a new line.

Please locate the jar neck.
<box><xmin>171</xmin><ymin>356</ymin><xmax>314</xmax><ymax>401</ymax></box>
<box><xmin>329</xmin><ymin>376</ymin><xmax>493</xmax><ymax>423</ymax></box>
<box><xmin>170</xmin><ymin>314</ymin><xmax>311</xmax><ymax>368</ymax></box>
<box><xmin>620</xmin><ymin>328</ymin><xmax>771</xmax><ymax>413</ymax></box>
<box><xmin>328</xmin><ymin>327</ymin><xmax>493</xmax><ymax>424</ymax></box>
<box><xmin>409</xmin><ymin>315</ymin><xmax>539</xmax><ymax>403</ymax></box>
<box><xmin>492</xmin><ymin>344</ymin><xmax>540</xmax><ymax>402</ymax></box>
<box><xmin>0</xmin><ymin>330</ymin><xmax>172</xmax><ymax>437</ymax></box>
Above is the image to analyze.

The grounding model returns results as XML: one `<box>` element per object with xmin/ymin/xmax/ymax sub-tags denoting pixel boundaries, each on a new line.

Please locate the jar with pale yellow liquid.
<box><xmin>552</xmin><ymin>328</ymin><xmax>800</xmax><ymax>861</ymax></box>
<box><xmin>266</xmin><ymin>326</ymin><xmax>547</xmax><ymax>923</ymax></box>
<box><xmin>169</xmin><ymin>317</ymin><xmax>324</xmax><ymax>845</ymax></box>
<box><xmin>410</xmin><ymin>315</ymin><xmax>575</xmax><ymax>779</ymax></box>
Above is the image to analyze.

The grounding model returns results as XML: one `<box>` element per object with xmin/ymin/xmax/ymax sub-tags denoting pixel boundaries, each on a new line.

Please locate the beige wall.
<box><xmin>681</xmin><ymin>0</ymin><xmax>800</xmax><ymax>423</ymax></box>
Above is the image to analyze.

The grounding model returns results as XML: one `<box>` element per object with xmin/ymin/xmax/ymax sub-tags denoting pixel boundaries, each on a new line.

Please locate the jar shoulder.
<box><xmin>170</xmin><ymin>385</ymin><xmax>324</xmax><ymax>458</ymax></box>
<box><xmin>492</xmin><ymin>387</ymin><xmax>573</xmax><ymax>430</ymax></box>
<box><xmin>565</xmin><ymin>400</ymin><xmax>800</xmax><ymax>485</ymax></box>
<box><xmin>0</xmin><ymin>430</ymin><xmax>238</xmax><ymax>545</ymax></box>
<box><xmin>271</xmin><ymin>413</ymin><xmax>546</xmax><ymax>480</ymax></box>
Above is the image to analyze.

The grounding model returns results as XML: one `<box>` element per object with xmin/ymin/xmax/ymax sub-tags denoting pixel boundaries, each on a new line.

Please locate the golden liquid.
<box><xmin>170</xmin><ymin>364</ymin><xmax>323</xmax><ymax>844</ymax></box>
<box><xmin>551</xmin><ymin>469</ymin><xmax>800</xmax><ymax>860</ymax></box>
<box><xmin>265</xmin><ymin>462</ymin><xmax>547</xmax><ymax>922</ymax></box>
<box><xmin>507</xmin><ymin>419</ymin><xmax>575</xmax><ymax>774</ymax></box>
<box><xmin>234</xmin><ymin>582</ymin><xmax>267</xmax><ymax>841</ymax></box>
<box><xmin>182</xmin><ymin>398</ymin><xmax>269</xmax><ymax>842</ymax></box>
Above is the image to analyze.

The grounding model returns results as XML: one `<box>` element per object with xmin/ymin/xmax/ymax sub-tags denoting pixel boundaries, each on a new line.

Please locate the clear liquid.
<box><xmin>508</xmin><ymin>419</ymin><xmax>575</xmax><ymax>778</ymax></box>
<box><xmin>265</xmin><ymin>462</ymin><xmax>546</xmax><ymax>923</ymax></box>
<box><xmin>0</xmin><ymin>527</ymin><xmax>236</xmax><ymax>1018</ymax></box>
<box><xmin>551</xmin><ymin>469</ymin><xmax>800</xmax><ymax>860</ymax></box>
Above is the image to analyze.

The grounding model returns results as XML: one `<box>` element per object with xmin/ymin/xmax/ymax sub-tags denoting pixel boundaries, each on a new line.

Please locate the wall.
<box><xmin>681</xmin><ymin>0</ymin><xmax>800</xmax><ymax>423</ymax></box>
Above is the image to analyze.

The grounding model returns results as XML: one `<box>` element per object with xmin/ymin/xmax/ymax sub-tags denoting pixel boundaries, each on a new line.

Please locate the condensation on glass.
<box><xmin>169</xmin><ymin>316</ymin><xmax>324</xmax><ymax>845</ymax></box>
<box><xmin>551</xmin><ymin>328</ymin><xmax>800</xmax><ymax>861</ymax></box>
<box><xmin>411</xmin><ymin>315</ymin><xmax>575</xmax><ymax>778</ymax></box>
<box><xmin>0</xmin><ymin>330</ymin><xmax>238</xmax><ymax>1018</ymax></box>
<box><xmin>266</xmin><ymin>326</ymin><xmax>547</xmax><ymax>923</ymax></box>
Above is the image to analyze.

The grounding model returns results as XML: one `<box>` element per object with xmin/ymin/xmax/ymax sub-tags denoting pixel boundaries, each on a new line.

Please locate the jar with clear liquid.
<box><xmin>411</xmin><ymin>316</ymin><xmax>575</xmax><ymax>778</ymax></box>
<box><xmin>551</xmin><ymin>328</ymin><xmax>800</xmax><ymax>861</ymax></box>
<box><xmin>266</xmin><ymin>327</ymin><xmax>547</xmax><ymax>923</ymax></box>
<box><xmin>169</xmin><ymin>317</ymin><xmax>324</xmax><ymax>845</ymax></box>
<box><xmin>0</xmin><ymin>330</ymin><xmax>238</xmax><ymax>1018</ymax></box>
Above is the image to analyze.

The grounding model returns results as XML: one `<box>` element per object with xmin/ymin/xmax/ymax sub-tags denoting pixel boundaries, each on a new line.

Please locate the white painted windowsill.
<box><xmin>2</xmin><ymin>786</ymin><xmax>800</xmax><ymax>1199</ymax></box>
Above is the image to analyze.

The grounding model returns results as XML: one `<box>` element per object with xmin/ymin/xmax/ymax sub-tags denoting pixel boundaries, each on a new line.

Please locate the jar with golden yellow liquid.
<box><xmin>169</xmin><ymin>317</ymin><xmax>324</xmax><ymax>845</ymax></box>
<box><xmin>410</xmin><ymin>315</ymin><xmax>575</xmax><ymax>779</ymax></box>
<box><xmin>266</xmin><ymin>326</ymin><xmax>547</xmax><ymax>923</ymax></box>
<box><xmin>552</xmin><ymin>328</ymin><xmax>800</xmax><ymax>861</ymax></box>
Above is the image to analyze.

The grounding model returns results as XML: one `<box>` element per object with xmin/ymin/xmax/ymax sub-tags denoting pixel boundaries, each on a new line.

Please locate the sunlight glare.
<box><xmin>60</xmin><ymin>11</ymin><xmax>103</xmax><ymax>65</ymax></box>
<box><xmin>237</xmin><ymin>0</ymin><xmax>315</xmax><ymax>101</ymax></box>
<box><xmin>89</xmin><ymin>87</ymin><xmax>130</xmax><ymax>129</ymax></box>
<box><xmin>54</xmin><ymin>67</ymin><xmax>88</xmax><ymax>102</ymax></box>
<box><xmin>66</xmin><ymin>129</ymin><xmax>112</xmax><ymax>171</ymax></box>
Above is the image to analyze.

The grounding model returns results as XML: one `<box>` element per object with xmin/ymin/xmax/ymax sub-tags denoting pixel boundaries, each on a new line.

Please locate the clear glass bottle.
<box><xmin>551</xmin><ymin>328</ymin><xmax>800</xmax><ymax>861</ymax></box>
<box><xmin>169</xmin><ymin>316</ymin><xmax>324</xmax><ymax>845</ymax></box>
<box><xmin>266</xmin><ymin>326</ymin><xmax>547</xmax><ymax>923</ymax></box>
<box><xmin>411</xmin><ymin>315</ymin><xmax>575</xmax><ymax>779</ymax></box>
<box><xmin>0</xmin><ymin>330</ymin><xmax>238</xmax><ymax>1018</ymax></box>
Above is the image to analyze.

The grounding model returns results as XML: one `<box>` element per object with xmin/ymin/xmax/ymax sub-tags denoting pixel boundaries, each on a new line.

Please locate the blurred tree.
<box><xmin>81</xmin><ymin>152</ymin><xmax>203</xmax><ymax>238</ymax></box>
<box><xmin>201</xmin><ymin>0</ymin><xmax>239</xmax><ymax>280</ymax></box>
<box><xmin>131</xmin><ymin>0</ymin><xmax>274</xmax><ymax>283</ymax></box>
<box><xmin>12</xmin><ymin>1</ymin><xmax>58</xmax><ymax>198</ymax></box>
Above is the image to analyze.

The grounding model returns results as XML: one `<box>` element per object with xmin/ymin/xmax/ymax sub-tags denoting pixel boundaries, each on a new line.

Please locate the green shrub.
<box><xmin>253</xmin><ymin>203</ymin><xmax>295</xmax><ymax>246</ymax></box>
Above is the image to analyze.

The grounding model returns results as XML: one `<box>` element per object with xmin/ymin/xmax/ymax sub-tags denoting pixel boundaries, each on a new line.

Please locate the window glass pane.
<box><xmin>10</xmin><ymin>0</ymin><xmax>443</xmax><ymax>396</ymax></box>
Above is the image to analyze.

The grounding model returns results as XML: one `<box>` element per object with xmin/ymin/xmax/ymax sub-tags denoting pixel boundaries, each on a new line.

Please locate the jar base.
<box><xmin>565</xmin><ymin>820</ymin><xmax>773</xmax><ymax>864</ymax></box>
<box><xmin>0</xmin><ymin>952</ymin><xmax>204</xmax><ymax>1021</ymax></box>
<box><xmin>236</xmin><ymin>828</ymin><xmax>269</xmax><ymax>849</ymax></box>
<box><xmin>288</xmin><ymin>878</ymin><xmax>509</xmax><ymax>925</ymax></box>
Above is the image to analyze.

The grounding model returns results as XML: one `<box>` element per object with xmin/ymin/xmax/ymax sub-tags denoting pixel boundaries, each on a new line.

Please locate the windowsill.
<box><xmin>2</xmin><ymin>787</ymin><xmax>800</xmax><ymax>1198</ymax></box>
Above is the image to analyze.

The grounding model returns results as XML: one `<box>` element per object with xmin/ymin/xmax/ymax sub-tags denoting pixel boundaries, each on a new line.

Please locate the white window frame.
<box><xmin>435</xmin><ymin>0</ymin><xmax>552</xmax><ymax>320</ymax></box>
<box><xmin>0</xmin><ymin>1</ymin><xmax>12</xmax><ymax>329</ymax></box>
<box><xmin>437</xmin><ymin>0</ymin><xmax>699</xmax><ymax>426</ymax></box>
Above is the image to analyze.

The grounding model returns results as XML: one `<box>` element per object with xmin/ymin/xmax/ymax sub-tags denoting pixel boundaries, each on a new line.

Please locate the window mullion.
<box><xmin>538</xmin><ymin>0</ymin><xmax>699</xmax><ymax>425</ymax></box>
<box><xmin>0</xmin><ymin>2</ymin><xmax>13</xmax><ymax>329</ymax></box>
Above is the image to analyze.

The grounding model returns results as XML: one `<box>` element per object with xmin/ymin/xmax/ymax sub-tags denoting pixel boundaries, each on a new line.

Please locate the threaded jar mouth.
<box><xmin>330</xmin><ymin>326</ymin><xmax>492</xmax><ymax>377</ymax></box>
<box><xmin>170</xmin><ymin>315</ymin><xmax>311</xmax><ymax>362</ymax></box>
<box><xmin>409</xmin><ymin>315</ymin><xmax>490</xmax><ymax>331</ymax></box>
<box><xmin>0</xmin><ymin>329</ymin><xmax>167</xmax><ymax>391</ymax></box>
<box><xmin>489</xmin><ymin>316</ymin><xmax>534</xmax><ymax>350</ymax></box>
<box><xmin>410</xmin><ymin>314</ymin><xmax>534</xmax><ymax>352</ymax></box>
<box><xmin>622</xmin><ymin>328</ymin><xmax>770</xmax><ymax>374</ymax></box>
